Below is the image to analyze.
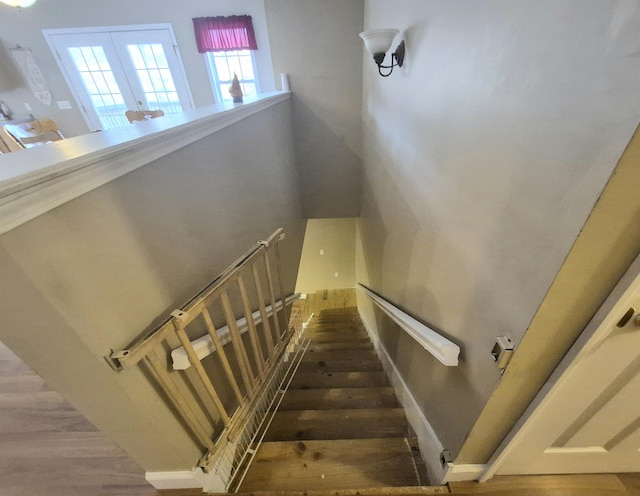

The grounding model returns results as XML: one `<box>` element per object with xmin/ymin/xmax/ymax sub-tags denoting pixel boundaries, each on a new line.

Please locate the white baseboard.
<box><xmin>145</xmin><ymin>469</ymin><xmax>204</xmax><ymax>490</ymax></box>
<box><xmin>358</xmin><ymin>309</ymin><xmax>447</xmax><ymax>484</ymax></box>
<box><xmin>358</xmin><ymin>308</ymin><xmax>486</xmax><ymax>484</ymax></box>
<box><xmin>444</xmin><ymin>463</ymin><xmax>487</xmax><ymax>482</ymax></box>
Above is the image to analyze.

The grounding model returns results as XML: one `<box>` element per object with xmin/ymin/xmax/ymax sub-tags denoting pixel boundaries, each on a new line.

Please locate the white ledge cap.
<box><xmin>0</xmin><ymin>92</ymin><xmax>291</xmax><ymax>236</ymax></box>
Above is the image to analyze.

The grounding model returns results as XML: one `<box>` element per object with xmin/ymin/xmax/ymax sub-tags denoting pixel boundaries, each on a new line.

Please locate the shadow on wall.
<box><xmin>292</xmin><ymin>95</ymin><xmax>362</xmax><ymax>219</ymax></box>
<box><xmin>358</xmin><ymin>166</ymin><xmax>498</xmax><ymax>456</ymax></box>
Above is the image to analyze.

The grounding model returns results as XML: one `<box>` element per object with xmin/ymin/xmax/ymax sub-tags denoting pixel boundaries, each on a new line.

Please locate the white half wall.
<box><xmin>0</xmin><ymin>0</ymin><xmax>276</xmax><ymax>136</ymax></box>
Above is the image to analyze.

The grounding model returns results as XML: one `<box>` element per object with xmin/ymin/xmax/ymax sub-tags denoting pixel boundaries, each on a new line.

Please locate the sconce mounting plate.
<box><xmin>394</xmin><ymin>40</ymin><xmax>405</xmax><ymax>68</ymax></box>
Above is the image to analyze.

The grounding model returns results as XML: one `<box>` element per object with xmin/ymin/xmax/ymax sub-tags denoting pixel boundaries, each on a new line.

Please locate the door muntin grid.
<box><xmin>127</xmin><ymin>43</ymin><xmax>182</xmax><ymax>114</ymax></box>
<box><xmin>67</xmin><ymin>46</ymin><xmax>129</xmax><ymax>129</ymax></box>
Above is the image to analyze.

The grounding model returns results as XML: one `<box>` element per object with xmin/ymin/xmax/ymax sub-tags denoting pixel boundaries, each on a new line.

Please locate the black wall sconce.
<box><xmin>359</xmin><ymin>28</ymin><xmax>405</xmax><ymax>77</ymax></box>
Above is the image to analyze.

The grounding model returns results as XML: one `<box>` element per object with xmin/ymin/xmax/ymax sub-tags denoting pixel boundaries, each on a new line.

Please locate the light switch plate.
<box><xmin>56</xmin><ymin>100</ymin><xmax>72</xmax><ymax>110</ymax></box>
<box><xmin>24</xmin><ymin>103</ymin><xmax>32</xmax><ymax>111</ymax></box>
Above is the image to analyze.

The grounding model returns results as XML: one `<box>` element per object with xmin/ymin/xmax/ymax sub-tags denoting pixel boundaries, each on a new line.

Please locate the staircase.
<box><xmin>237</xmin><ymin>293</ymin><xmax>432</xmax><ymax>493</ymax></box>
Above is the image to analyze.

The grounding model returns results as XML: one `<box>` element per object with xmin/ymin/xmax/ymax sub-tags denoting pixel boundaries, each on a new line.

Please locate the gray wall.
<box><xmin>0</xmin><ymin>0</ymin><xmax>275</xmax><ymax>137</ymax></box>
<box><xmin>265</xmin><ymin>0</ymin><xmax>363</xmax><ymax>218</ymax></box>
<box><xmin>357</xmin><ymin>0</ymin><xmax>640</xmax><ymax>457</ymax></box>
<box><xmin>459</xmin><ymin>124</ymin><xmax>640</xmax><ymax>463</ymax></box>
<box><xmin>0</xmin><ymin>100</ymin><xmax>305</xmax><ymax>470</ymax></box>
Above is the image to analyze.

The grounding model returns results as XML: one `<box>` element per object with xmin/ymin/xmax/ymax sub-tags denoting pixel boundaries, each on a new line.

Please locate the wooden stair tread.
<box><xmin>289</xmin><ymin>371</ymin><xmax>389</xmax><ymax>389</ymax></box>
<box><xmin>304</xmin><ymin>334</ymin><xmax>366</xmax><ymax>341</ymax></box>
<box><xmin>304</xmin><ymin>326</ymin><xmax>365</xmax><ymax>334</ymax></box>
<box><xmin>307</xmin><ymin>342</ymin><xmax>373</xmax><ymax>352</ymax></box>
<box><xmin>279</xmin><ymin>388</ymin><xmax>399</xmax><ymax>410</ymax></box>
<box><xmin>265</xmin><ymin>408</ymin><xmax>408</xmax><ymax>441</ymax></box>
<box><xmin>302</xmin><ymin>350</ymin><xmax>378</xmax><ymax>362</ymax></box>
<box><xmin>296</xmin><ymin>359</ymin><xmax>382</xmax><ymax>373</ymax></box>
<box><xmin>239</xmin><ymin>438</ymin><xmax>425</xmax><ymax>491</ymax></box>
<box><xmin>303</xmin><ymin>328</ymin><xmax>369</xmax><ymax>343</ymax></box>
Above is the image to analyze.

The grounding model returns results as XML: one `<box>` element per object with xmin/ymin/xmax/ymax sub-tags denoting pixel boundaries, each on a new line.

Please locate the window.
<box><xmin>45</xmin><ymin>25</ymin><xmax>194</xmax><ymax>130</ymax></box>
<box><xmin>192</xmin><ymin>15</ymin><xmax>260</xmax><ymax>104</ymax></box>
<box><xmin>206</xmin><ymin>50</ymin><xmax>259</xmax><ymax>103</ymax></box>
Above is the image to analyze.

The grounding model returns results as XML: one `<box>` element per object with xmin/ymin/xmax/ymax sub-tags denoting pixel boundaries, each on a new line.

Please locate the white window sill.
<box><xmin>0</xmin><ymin>92</ymin><xmax>291</xmax><ymax>235</ymax></box>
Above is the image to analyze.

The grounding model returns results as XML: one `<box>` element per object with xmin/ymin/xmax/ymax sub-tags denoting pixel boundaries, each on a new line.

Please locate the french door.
<box><xmin>45</xmin><ymin>25</ymin><xmax>194</xmax><ymax>130</ymax></box>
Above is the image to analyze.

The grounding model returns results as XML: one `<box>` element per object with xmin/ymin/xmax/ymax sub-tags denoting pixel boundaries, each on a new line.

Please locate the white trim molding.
<box><xmin>357</xmin><ymin>284</ymin><xmax>460</xmax><ymax>366</ymax></box>
<box><xmin>358</xmin><ymin>306</ymin><xmax>484</xmax><ymax>484</ymax></box>
<box><xmin>0</xmin><ymin>92</ymin><xmax>290</xmax><ymax>236</ymax></box>
<box><xmin>444</xmin><ymin>463</ymin><xmax>487</xmax><ymax>483</ymax></box>
<box><xmin>145</xmin><ymin>468</ymin><xmax>204</xmax><ymax>490</ymax></box>
<box><xmin>171</xmin><ymin>294</ymin><xmax>299</xmax><ymax>370</ymax></box>
<box><xmin>358</xmin><ymin>308</ymin><xmax>447</xmax><ymax>484</ymax></box>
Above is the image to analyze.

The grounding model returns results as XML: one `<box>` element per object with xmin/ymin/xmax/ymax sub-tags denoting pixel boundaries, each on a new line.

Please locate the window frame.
<box><xmin>205</xmin><ymin>50</ymin><xmax>260</xmax><ymax>104</ymax></box>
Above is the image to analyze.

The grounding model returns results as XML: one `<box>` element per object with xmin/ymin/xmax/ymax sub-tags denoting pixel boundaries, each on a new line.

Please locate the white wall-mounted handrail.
<box><xmin>357</xmin><ymin>284</ymin><xmax>460</xmax><ymax>366</ymax></box>
<box><xmin>171</xmin><ymin>294</ymin><xmax>299</xmax><ymax>370</ymax></box>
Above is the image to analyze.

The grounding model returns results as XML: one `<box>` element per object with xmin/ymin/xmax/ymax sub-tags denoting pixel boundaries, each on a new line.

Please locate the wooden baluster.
<box><xmin>144</xmin><ymin>350</ymin><xmax>215</xmax><ymax>451</ymax></box>
<box><xmin>221</xmin><ymin>291</ymin><xmax>256</xmax><ymax>392</ymax></box>
<box><xmin>251</xmin><ymin>262</ymin><xmax>275</xmax><ymax>357</ymax></box>
<box><xmin>202</xmin><ymin>307</ymin><xmax>244</xmax><ymax>405</ymax></box>
<box><xmin>172</xmin><ymin>315</ymin><xmax>231</xmax><ymax>426</ymax></box>
<box><xmin>237</xmin><ymin>275</ymin><xmax>266</xmax><ymax>379</ymax></box>
<box><xmin>273</xmin><ymin>241</ymin><xmax>290</xmax><ymax>337</ymax></box>
<box><xmin>263</xmin><ymin>252</ymin><xmax>281</xmax><ymax>346</ymax></box>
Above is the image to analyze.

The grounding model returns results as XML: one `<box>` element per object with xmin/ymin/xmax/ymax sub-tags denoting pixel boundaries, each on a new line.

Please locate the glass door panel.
<box><xmin>46</xmin><ymin>26</ymin><xmax>194</xmax><ymax>130</ymax></box>
<box><xmin>67</xmin><ymin>46</ymin><xmax>130</xmax><ymax>128</ymax></box>
<box><xmin>110</xmin><ymin>30</ymin><xmax>193</xmax><ymax>115</ymax></box>
<box><xmin>49</xmin><ymin>32</ymin><xmax>138</xmax><ymax>130</ymax></box>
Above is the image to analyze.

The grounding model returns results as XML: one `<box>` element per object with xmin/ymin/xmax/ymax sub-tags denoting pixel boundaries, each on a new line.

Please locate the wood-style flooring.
<box><xmin>0</xmin><ymin>340</ymin><xmax>199</xmax><ymax>496</ymax></box>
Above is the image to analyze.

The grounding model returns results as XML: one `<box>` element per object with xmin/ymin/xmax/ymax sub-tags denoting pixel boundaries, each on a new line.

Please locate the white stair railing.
<box><xmin>110</xmin><ymin>229</ymin><xmax>306</xmax><ymax>491</ymax></box>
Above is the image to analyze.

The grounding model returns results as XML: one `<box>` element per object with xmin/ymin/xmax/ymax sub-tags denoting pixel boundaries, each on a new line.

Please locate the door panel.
<box><xmin>50</xmin><ymin>33</ymin><xmax>137</xmax><ymax>130</ymax></box>
<box><xmin>47</xmin><ymin>26</ymin><xmax>193</xmax><ymax>130</ymax></box>
<box><xmin>110</xmin><ymin>30</ymin><xmax>192</xmax><ymax>115</ymax></box>
<box><xmin>497</xmin><ymin>257</ymin><xmax>640</xmax><ymax>475</ymax></box>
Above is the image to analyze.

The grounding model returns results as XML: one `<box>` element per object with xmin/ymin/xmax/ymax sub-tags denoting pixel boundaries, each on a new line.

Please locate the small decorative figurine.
<box><xmin>229</xmin><ymin>73</ymin><xmax>244</xmax><ymax>103</ymax></box>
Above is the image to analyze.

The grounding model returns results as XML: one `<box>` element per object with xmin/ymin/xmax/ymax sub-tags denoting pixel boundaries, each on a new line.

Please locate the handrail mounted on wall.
<box><xmin>357</xmin><ymin>283</ymin><xmax>460</xmax><ymax>366</ymax></box>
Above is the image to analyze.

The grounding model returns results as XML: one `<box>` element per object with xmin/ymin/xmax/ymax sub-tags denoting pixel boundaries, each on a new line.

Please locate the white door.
<box><xmin>110</xmin><ymin>29</ymin><xmax>192</xmax><ymax>115</ymax></box>
<box><xmin>492</xmin><ymin>254</ymin><xmax>640</xmax><ymax>475</ymax></box>
<box><xmin>46</xmin><ymin>25</ymin><xmax>193</xmax><ymax>130</ymax></box>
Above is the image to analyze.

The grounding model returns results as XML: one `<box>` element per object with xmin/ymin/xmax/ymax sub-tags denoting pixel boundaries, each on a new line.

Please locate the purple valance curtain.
<box><xmin>193</xmin><ymin>15</ymin><xmax>258</xmax><ymax>53</ymax></box>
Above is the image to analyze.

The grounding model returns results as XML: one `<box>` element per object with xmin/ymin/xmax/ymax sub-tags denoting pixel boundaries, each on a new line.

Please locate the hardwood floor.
<box><xmin>449</xmin><ymin>474</ymin><xmax>640</xmax><ymax>495</ymax></box>
<box><xmin>0</xmin><ymin>340</ymin><xmax>200</xmax><ymax>496</ymax></box>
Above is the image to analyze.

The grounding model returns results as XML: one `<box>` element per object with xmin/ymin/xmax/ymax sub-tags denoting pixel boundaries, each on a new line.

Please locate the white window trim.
<box><xmin>204</xmin><ymin>50</ymin><xmax>260</xmax><ymax>104</ymax></box>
